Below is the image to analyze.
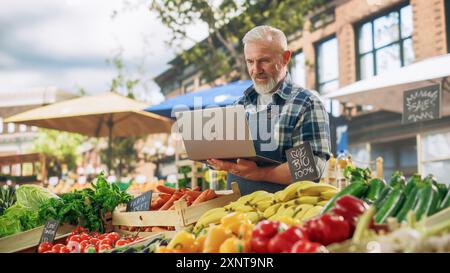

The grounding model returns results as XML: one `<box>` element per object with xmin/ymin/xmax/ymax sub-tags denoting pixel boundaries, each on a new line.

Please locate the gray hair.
<box><xmin>242</xmin><ymin>25</ymin><xmax>288</xmax><ymax>51</ymax></box>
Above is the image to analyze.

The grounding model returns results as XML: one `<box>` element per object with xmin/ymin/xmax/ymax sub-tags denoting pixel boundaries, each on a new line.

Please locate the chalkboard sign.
<box><xmin>286</xmin><ymin>142</ymin><xmax>319</xmax><ymax>182</ymax></box>
<box><xmin>126</xmin><ymin>191</ymin><xmax>152</xmax><ymax>212</ymax></box>
<box><xmin>403</xmin><ymin>84</ymin><xmax>441</xmax><ymax>124</ymax></box>
<box><xmin>39</xmin><ymin>219</ymin><xmax>59</xmax><ymax>244</ymax></box>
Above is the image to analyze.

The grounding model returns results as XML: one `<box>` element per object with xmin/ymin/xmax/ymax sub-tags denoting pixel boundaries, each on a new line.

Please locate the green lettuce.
<box><xmin>16</xmin><ymin>184</ymin><xmax>58</xmax><ymax>209</ymax></box>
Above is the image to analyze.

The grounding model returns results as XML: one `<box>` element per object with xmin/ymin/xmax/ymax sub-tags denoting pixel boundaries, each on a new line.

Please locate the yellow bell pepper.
<box><xmin>193</xmin><ymin>234</ymin><xmax>207</xmax><ymax>253</ymax></box>
<box><xmin>277</xmin><ymin>215</ymin><xmax>300</xmax><ymax>226</ymax></box>
<box><xmin>220</xmin><ymin>212</ymin><xmax>252</xmax><ymax>235</ymax></box>
<box><xmin>238</xmin><ymin>222</ymin><xmax>254</xmax><ymax>241</ymax></box>
<box><xmin>219</xmin><ymin>237</ymin><xmax>250</xmax><ymax>253</ymax></box>
<box><xmin>203</xmin><ymin>225</ymin><xmax>233</xmax><ymax>253</ymax></box>
<box><xmin>167</xmin><ymin>230</ymin><xmax>197</xmax><ymax>253</ymax></box>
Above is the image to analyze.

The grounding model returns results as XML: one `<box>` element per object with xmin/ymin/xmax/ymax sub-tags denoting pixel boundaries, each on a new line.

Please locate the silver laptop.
<box><xmin>174</xmin><ymin>105</ymin><xmax>282</xmax><ymax>165</ymax></box>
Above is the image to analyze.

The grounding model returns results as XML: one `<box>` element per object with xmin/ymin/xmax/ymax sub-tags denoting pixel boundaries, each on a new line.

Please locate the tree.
<box><xmin>150</xmin><ymin>0</ymin><xmax>326</xmax><ymax>83</ymax></box>
<box><xmin>30</xmin><ymin>129</ymin><xmax>85</xmax><ymax>177</ymax></box>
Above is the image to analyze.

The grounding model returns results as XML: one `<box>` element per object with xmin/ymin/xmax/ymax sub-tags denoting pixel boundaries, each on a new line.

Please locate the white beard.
<box><xmin>253</xmin><ymin>76</ymin><xmax>278</xmax><ymax>94</ymax></box>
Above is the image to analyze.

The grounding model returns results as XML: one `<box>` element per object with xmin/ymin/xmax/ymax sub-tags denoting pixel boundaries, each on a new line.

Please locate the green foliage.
<box><xmin>150</xmin><ymin>0</ymin><xmax>326</xmax><ymax>82</ymax></box>
<box><xmin>30</xmin><ymin>129</ymin><xmax>85</xmax><ymax>177</ymax></box>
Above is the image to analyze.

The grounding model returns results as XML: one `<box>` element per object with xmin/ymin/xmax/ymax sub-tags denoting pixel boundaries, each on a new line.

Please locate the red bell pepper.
<box><xmin>330</xmin><ymin>195</ymin><xmax>368</xmax><ymax>233</ymax></box>
<box><xmin>303</xmin><ymin>214</ymin><xmax>350</xmax><ymax>246</ymax></box>
<box><xmin>250</xmin><ymin>220</ymin><xmax>288</xmax><ymax>253</ymax></box>
<box><xmin>267</xmin><ymin>226</ymin><xmax>307</xmax><ymax>253</ymax></box>
<box><xmin>290</xmin><ymin>240</ymin><xmax>327</xmax><ymax>253</ymax></box>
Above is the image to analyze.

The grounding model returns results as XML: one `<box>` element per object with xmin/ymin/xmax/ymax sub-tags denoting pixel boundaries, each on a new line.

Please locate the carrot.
<box><xmin>205</xmin><ymin>190</ymin><xmax>217</xmax><ymax>200</ymax></box>
<box><xmin>151</xmin><ymin>226</ymin><xmax>168</xmax><ymax>232</ymax></box>
<box><xmin>191</xmin><ymin>190</ymin><xmax>211</xmax><ymax>205</ymax></box>
<box><xmin>185</xmin><ymin>190</ymin><xmax>202</xmax><ymax>199</ymax></box>
<box><xmin>158</xmin><ymin>192</ymin><xmax>183</xmax><ymax>210</ymax></box>
<box><xmin>192</xmin><ymin>186</ymin><xmax>200</xmax><ymax>191</ymax></box>
<box><xmin>157</xmin><ymin>185</ymin><xmax>176</xmax><ymax>194</ymax></box>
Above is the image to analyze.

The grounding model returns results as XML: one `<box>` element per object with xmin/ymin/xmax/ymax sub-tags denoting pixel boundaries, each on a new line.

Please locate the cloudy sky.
<box><xmin>0</xmin><ymin>0</ymin><xmax>208</xmax><ymax>105</ymax></box>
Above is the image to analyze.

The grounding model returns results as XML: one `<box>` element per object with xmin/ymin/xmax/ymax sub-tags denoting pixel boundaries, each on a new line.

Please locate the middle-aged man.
<box><xmin>207</xmin><ymin>25</ymin><xmax>331</xmax><ymax>195</ymax></box>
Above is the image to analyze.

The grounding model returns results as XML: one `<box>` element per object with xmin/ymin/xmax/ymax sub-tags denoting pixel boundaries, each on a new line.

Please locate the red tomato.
<box><xmin>98</xmin><ymin>244</ymin><xmax>112</xmax><ymax>252</ymax></box>
<box><xmin>89</xmin><ymin>238</ymin><xmax>99</xmax><ymax>246</ymax></box>
<box><xmin>59</xmin><ymin>246</ymin><xmax>71</xmax><ymax>253</ymax></box>
<box><xmin>38</xmin><ymin>242</ymin><xmax>53</xmax><ymax>253</ymax></box>
<box><xmin>99</xmin><ymin>238</ymin><xmax>113</xmax><ymax>246</ymax></box>
<box><xmin>52</xmin><ymin>244</ymin><xmax>65</xmax><ymax>253</ymax></box>
<box><xmin>91</xmin><ymin>232</ymin><xmax>100</xmax><ymax>238</ymax></box>
<box><xmin>106</xmin><ymin>232</ymin><xmax>120</xmax><ymax>242</ymax></box>
<box><xmin>98</xmin><ymin>234</ymin><xmax>107</xmax><ymax>240</ymax></box>
<box><xmin>69</xmin><ymin>235</ymin><xmax>82</xmax><ymax>243</ymax></box>
<box><xmin>79</xmin><ymin>241</ymin><xmax>91</xmax><ymax>253</ymax></box>
<box><xmin>43</xmin><ymin>250</ymin><xmax>55</xmax><ymax>253</ymax></box>
<box><xmin>115</xmin><ymin>239</ymin><xmax>129</xmax><ymax>247</ymax></box>
<box><xmin>66</xmin><ymin>241</ymin><xmax>81</xmax><ymax>253</ymax></box>
<box><xmin>80</xmin><ymin>233</ymin><xmax>91</xmax><ymax>242</ymax></box>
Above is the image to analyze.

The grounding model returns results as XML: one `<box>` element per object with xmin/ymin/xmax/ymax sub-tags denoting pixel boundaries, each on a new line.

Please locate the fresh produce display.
<box><xmin>324</xmin><ymin>167</ymin><xmax>450</xmax><ymax>224</ymax></box>
<box><xmin>110</xmin><ymin>235</ymin><xmax>170</xmax><ymax>253</ymax></box>
<box><xmin>117</xmin><ymin>186</ymin><xmax>221</xmax><ymax>233</ymax></box>
<box><xmin>193</xmin><ymin>181</ymin><xmax>338</xmax><ymax>233</ymax></box>
<box><xmin>38</xmin><ymin>172</ymin><xmax>132</xmax><ymax>232</ymax></box>
<box><xmin>37</xmin><ymin>226</ymin><xmax>144</xmax><ymax>253</ymax></box>
<box><xmin>0</xmin><ymin>185</ymin><xmax>17</xmax><ymax>215</ymax></box>
<box><xmin>0</xmin><ymin>185</ymin><xmax>57</xmax><ymax>238</ymax></box>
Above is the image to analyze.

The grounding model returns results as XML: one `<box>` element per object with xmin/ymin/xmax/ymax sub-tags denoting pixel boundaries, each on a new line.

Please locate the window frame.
<box><xmin>355</xmin><ymin>2</ymin><xmax>413</xmax><ymax>81</ymax></box>
<box><xmin>315</xmin><ymin>35</ymin><xmax>339</xmax><ymax>93</ymax></box>
<box><xmin>289</xmin><ymin>49</ymin><xmax>307</xmax><ymax>87</ymax></box>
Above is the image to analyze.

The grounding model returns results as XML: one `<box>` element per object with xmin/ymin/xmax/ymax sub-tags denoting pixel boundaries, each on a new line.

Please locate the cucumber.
<box><xmin>427</xmin><ymin>185</ymin><xmax>440</xmax><ymax>216</ymax></box>
<box><xmin>389</xmin><ymin>171</ymin><xmax>406</xmax><ymax>188</ymax></box>
<box><xmin>374</xmin><ymin>187</ymin><xmax>392</xmax><ymax>209</ymax></box>
<box><xmin>405</xmin><ymin>174</ymin><xmax>421</xmax><ymax>196</ymax></box>
<box><xmin>322</xmin><ymin>182</ymin><xmax>369</xmax><ymax>213</ymax></box>
<box><xmin>374</xmin><ymin>187</ymin><xmax>405</xmax><ymax>224</ymax></box>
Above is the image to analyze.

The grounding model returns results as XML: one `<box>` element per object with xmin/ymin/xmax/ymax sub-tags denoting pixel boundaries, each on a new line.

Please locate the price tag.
<box><xmin>403</xmin><ymin>84</ymin><xmax>441</xmax><ymax>124</ymax></box>
<box><xmin>126</xmin><ymin>191</ymin><xmax>152</xmax><ymax>212</ymax></box>
<box><xmin>286</xmin><ymin>142</ymin><xmax>319</xmax><ymax>182</ymax></box>
<box><xmin>39</xmin><ymin>219</ymin><xmax>59</xmax><ymax>245</ymax></box>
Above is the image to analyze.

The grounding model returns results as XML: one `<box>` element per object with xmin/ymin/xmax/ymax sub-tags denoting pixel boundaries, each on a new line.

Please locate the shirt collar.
<box><xmin>244</xmin><ymin>72</ymin><xmax>294</xmax><ymax>103</ymax></box>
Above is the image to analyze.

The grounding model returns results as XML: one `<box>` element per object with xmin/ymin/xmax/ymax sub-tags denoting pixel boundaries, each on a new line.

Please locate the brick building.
<box><xmin>154</xmin><ymin>0</ymin><xmax>450</xmax><ymax>181</ymax></box>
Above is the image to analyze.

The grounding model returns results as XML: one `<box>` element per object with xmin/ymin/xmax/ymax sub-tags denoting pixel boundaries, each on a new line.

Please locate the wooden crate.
<box><xmin>115</xmin><ymin>229</ymin><xmax>177</xmax><ymax>240</ymax></box>
<box><xmin>112</xmin><ymin>182</ymin><xmax>240</xmax><ymax>229</ymax></box>
<box><xmin>0</xmin><ymin>224</ymin><xmax>75</xmax><ymax>253</ymax></box>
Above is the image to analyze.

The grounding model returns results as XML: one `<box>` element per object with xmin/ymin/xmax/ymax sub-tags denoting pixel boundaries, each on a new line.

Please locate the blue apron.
<box><xmin>226</xmin><ymin>105</ymin><xmax>287</xmax><ymax>195</ymax></box>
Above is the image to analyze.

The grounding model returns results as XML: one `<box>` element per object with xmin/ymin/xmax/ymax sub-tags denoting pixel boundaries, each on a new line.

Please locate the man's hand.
<box><xmin>206</xmin><ymin>158</ymin><xmax>266</xmax><ymax>182</ymax></box>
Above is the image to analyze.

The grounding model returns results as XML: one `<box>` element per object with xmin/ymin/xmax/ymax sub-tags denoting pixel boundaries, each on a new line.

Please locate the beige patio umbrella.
<box><xmin>5</xmin><ymin>92</ymin><xmax>174</xmax><ymax>171</ymax></box>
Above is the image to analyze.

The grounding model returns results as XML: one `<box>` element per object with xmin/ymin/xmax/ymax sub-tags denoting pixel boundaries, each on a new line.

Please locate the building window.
<box><xmin>184</xmin><ymin>80</ymin><xmax>195</xmax><ymax>93</ymax></box>
<box><xmin>0</xmin><ymin>118</ymin><xmax>3</xmax><ymax>134</ymax></box>
<box><xmin>290</xmin><ymin>51</ymin><xmax>307</xmax><ymax>88</ymax></box>
<box><xmin>19</xmin><ymin>124</ymin><xmax>27</xmax><ymax>132</ymax></box>
<box><xmin>7</xmin><ymin>123</ymin><xmax>15</xmax><ymax>134</ymax></box>
<box><xmin>357</xmin><ymin>4</ymin><xmax>414</xmax><ymax>80</ymax></box>
<box><xmin>316</xmin><ymin>36</ymin><xmax>339</xmax><ymax>94</ymax></box>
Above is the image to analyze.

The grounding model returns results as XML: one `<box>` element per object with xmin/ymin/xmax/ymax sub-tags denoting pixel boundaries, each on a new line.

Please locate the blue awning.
<box><xmin>145</xmin><ymin>80</ymin><xmax>252</xmax><ymax>118</ymax></box>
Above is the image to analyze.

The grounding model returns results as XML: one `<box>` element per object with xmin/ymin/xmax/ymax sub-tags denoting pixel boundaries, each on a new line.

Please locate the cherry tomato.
<box><xmin>99</xmin><ymin>238</ymin><xmax>113</xmax><ymax>246</ymax></box>
<box><xmin>38</xmin><ymin>242</ymin><xmax>53</xmax><ymax>253</ymax></box>
<box><xmin>89</xmin><ymin>238</ymin><xmax>99</xmax><ymax>246</ymax></box>
<box><xmin>98</xmin><ymin>234</ymin><xmax>107</xmax><ymax>240</ymax></box>
<box><xmin>52</xmin><ymin>244</ymin><xmax>65</xmax><ymax>253</ymax></box>
<box><xmin>67</xmin><ymin>241</ymin><xmax>81</xmax><ymax>253</ymax></box>
<box><xmin>79</xmin><ymin>241</ymin><xmax>91</xmax><ymax>253</ymax></box>
<box><xmin>68</xmin><ymin>235</ymin><xmax>82</xmax><ymax>243</ymax></box>
<box><xmin>91</xmin><ymin>232</ymin><xmax>100</xmax><ymax>238</ymax></box>
<box><xmin>59</xmin><ymin>246</ymin><xmax>71</xmax><ymax>253</ymax></box>
<box><xmin>85</xmin><ymin>245</ymin><xmax>97</xmax><ymax>253</ymax></box>
<box><xmin>106</xmin><ymin>232</ymin><xmax>120</xmax><ymax>242</ymax></box>
<box><xmin>80</xmin><ymin>233</ymin><xmax>91</xmax><ymax>242</ymax></box>
<box><xmin>115</xmin><ymin>239</ymin><xmax>130</xmax><ymax>247</ymax></box>
<box><xmin>98</xmin><ymin>244</ymin><xmax>112</xmax><ymax>252</ymax></box>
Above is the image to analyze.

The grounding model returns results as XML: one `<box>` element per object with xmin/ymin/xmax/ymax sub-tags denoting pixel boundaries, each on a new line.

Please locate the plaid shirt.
<box><xmin>234</xmin><ymin>73</ymin><xmax>331</xmax><ymax>176</ymax></box>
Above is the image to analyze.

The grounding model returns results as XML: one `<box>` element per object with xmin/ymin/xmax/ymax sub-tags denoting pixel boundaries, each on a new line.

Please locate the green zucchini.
<box><xmin>374</xmin><ymin>187</ymin><xmax>405</xmax><ymax>224</ymax></box>
<box><xmin>396</xmin><ymin>186</ymin><xmax>420</xmax><ymax>222</ymax></box>
<box><xmin>413</xmin><ymin>184</ymin><xmax>434</xmax><ymax>221</ymax></box>
<box><xmin>322</xmin><ymin>182</ymin><xmax>369</xmax><ymax>213</ymax></box>
<box><xmin>427</xmin><ymin>186</ymin><xmax>440</xmax><ymax>216</ymax></box>
<box><xmin>374</xmin><ymin>186</ymin><xmax>392</xmax><ymax>209</ymax></box>
<box><xmin>435</xmin><ymin>183</ymin><xmax>448</xmax><ymax>208</ymax></box>
<box><xmin>389</xmin><ymin>171</ymin><xmax>406</xmax><ymax>189</ymax></box>
<box><xmin>404</xmin><ymin>174</ymin><xmax>421</xmax><ymax>196</ymax></box>
<box><xmin>438</xmin><ymin>188</ymin><xmax>450</xmax><ymax>211</ymax></box>
<box><xmin>366</xmin><ymin>178</ymin><xmax>386</xmax><ymax>203</ymax></box>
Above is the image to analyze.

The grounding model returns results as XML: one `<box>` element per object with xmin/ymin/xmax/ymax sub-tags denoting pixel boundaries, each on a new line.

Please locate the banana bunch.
<box><xmin>193</xmin><ymin>207</ymin><xmax>229</xmax><ymax>233</ymax></box>
<box><xmin>224</xmin><ymin>190</ymin><xmax>275</xmax><ymax>213</ymax></box>
<box><xmin>263</xmin><ymin>181</ymin><xmax>339</xmax><ymax>223</ymax></box>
